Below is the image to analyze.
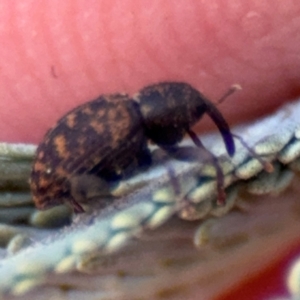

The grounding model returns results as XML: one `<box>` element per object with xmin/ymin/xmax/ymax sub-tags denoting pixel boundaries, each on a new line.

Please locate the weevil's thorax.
<box><xmin>136</xmin><ymin>82</ymin><xmax>207</xmax><ymax>147</ymax></box>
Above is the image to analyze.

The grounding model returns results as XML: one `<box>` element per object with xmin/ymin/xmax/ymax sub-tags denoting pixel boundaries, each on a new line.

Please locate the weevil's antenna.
<box><xmin>217</xmin><ymin>84</ymin><xmax>242</xmax><ymax>104</ymax></box>
<box><xmin>232</xmin><ymin>134</ymin><xmax>274</xmax><ymax>173</ymax></box>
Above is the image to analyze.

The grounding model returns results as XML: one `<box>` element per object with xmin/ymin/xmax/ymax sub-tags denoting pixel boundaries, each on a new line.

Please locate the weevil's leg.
<box><xmin>187</xmin><ymin>129</ymin><xmax>226</xmax><ymax>205</ymax></box>
<box><xmin>135</xmin><ymin>147</ymin><xmax>153</xmax><ymax>172</ymax></box>
<box><xmin>68</xmin><ymin>197</ymin><xmax>85</xmax><ymax>214</ymax></box>
<box><xmin>161</xmin><ymin>134</ymin><xmax>226</xmax><ymax>205</ymax></box>
<box><xmin>232</xmin><ymin>133</ymin><xmax>274</xmax><ymax>173</ymax></box>
<box><xmin>69</xmin><ymin>174</ymin><xmax>114</xmax><ymax>211</ymax></box>
<box><xmin>165</xmin><ymin>163</ymin><xmax>181</xmax><ymax>196</ymax></box>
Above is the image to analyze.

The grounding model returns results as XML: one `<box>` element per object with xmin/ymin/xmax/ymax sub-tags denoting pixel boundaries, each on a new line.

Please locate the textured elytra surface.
<box><xmin>30</xmin><ymin>93</ymin><xmax>150</xmax><ymax>211</ymax></box>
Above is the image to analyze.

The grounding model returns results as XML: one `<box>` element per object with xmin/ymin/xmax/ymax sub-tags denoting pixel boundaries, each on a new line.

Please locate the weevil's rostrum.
<box><xmin>30</xmin><ymin>82</ymin><xmax>235</xmax><ymax>212</ymax></box>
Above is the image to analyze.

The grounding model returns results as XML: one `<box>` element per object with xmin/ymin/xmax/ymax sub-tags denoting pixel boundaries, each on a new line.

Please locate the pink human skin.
<box><xmin>0</xmin><ymin>1</ymin><xmax>300</xmax><ymax>144</ymax></box>
<box><xmin>0</xmin><ymin>0</ymin><xmax>300</xmax><ymax>299</ymax></box>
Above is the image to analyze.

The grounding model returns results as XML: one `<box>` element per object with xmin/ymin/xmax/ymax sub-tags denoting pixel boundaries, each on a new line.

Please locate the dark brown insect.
<box><xmin>135</xmin><ymin>82</ymin><xmax>235</xmax><ymax>204</ymax></box>
<box><xmin>30</xmin><ymin>82</ymin><xmax>235</xmax><ymax>213</ymax></box>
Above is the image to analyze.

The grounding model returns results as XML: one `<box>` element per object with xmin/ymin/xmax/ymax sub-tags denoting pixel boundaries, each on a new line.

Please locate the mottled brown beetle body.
<box><xmin>31</xmin><ymin>82</ymin><xmax>235</xmax><ymax>212</ymax></box>
<box><xmin>30</xmin><ymin>94</ymin><xmax>151</xmax><ymax>212</ymax></box>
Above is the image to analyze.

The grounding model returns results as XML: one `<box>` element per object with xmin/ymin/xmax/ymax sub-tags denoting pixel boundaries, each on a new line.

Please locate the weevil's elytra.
<box><xmin>31</xmin><ymin>82</ymin><xmax>236</xmax><ymax>213</ymax></box>
<box><xmin>30</xmin><ymin>93</ymin><xmax>151</xmax><ymax>212</ymax></box>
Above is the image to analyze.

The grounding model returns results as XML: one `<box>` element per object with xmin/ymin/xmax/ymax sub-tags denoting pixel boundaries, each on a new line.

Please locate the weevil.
<box><xmin>30</xmin><ymin>82</ymin><xmax>236</xmax><ymax>213</ymax></box>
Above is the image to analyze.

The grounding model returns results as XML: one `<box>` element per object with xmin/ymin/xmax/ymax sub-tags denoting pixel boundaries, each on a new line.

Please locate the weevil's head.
<box><xmin>137</xmin><ymin>81</ymin><xmax>235</xmax><ymax>156</ymax></box>
<box><xmin>137</xmin><ymin>82</ymin><xmax>205</xmax><ymax>147</ymax></box>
